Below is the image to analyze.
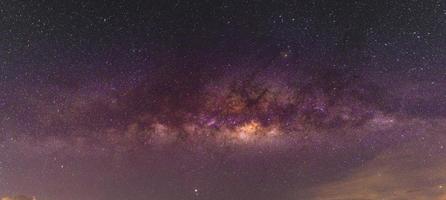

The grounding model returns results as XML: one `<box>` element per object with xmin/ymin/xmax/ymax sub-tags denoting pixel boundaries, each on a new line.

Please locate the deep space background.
<box><xmin>1</xmin><ymin>0</ymin><xmax>446</xmax><ymax>199</ymax></box>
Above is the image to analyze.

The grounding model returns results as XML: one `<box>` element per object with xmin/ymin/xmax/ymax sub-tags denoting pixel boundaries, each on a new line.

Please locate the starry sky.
<box><xmin>1</xmin><ymin>0</ymin><xmax>446</xmax><ymax>200</ymax></box>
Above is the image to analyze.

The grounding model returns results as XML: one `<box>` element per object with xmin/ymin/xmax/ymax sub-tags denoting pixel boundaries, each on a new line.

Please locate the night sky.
<box><xmin>1</xmin><ymin>0</ymin><xmax>446</xmax><ymax>200</ymax></box>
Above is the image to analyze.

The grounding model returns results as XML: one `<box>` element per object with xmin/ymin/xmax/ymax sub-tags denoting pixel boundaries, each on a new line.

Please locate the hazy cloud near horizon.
<box><xmin>292</xmin><ymin>120</ymin><xmax>446</xmax><ymax>200</ymax></box>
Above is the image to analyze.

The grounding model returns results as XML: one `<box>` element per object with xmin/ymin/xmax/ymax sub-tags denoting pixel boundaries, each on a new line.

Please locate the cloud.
<box><xmin>293</xmin><ymin>122</ymin><xmax>446</xmax><ymax>200</ymax></box>
<box><xmin>1</xmin><ymin>195</ymin><xmax>35</xmax><ymax>200</ymax></box>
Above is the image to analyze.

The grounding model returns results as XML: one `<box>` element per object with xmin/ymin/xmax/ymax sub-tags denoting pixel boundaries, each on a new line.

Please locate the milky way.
<box><xmin>1</xmin><ymin>1</ymin><xmax>446</xmax><ymax>200</ymax></box>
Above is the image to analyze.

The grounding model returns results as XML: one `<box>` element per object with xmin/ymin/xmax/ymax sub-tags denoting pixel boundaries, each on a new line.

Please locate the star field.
<box><xmin>1</xmin><ymin>0</ymin><xmax>446</xmax><ymax>200</ymax></box>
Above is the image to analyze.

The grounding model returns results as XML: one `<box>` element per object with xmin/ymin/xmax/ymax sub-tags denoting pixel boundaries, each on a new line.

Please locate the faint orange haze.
<box><xmin>292</xmin><ymin>120</ymin><xmax>446</xmax><ymax>200</ymax></box>
<box><xmin>1</xmin><ymin>195</ymin><xmax>36</xmax><ymax>200</ymax></box>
